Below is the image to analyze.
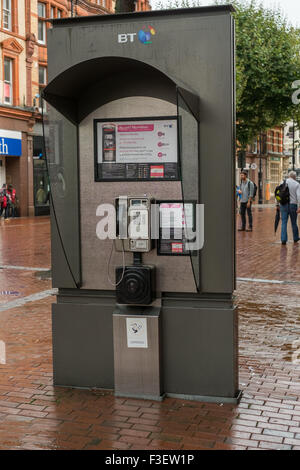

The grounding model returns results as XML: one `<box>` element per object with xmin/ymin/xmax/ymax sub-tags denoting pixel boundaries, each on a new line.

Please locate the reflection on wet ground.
<box><xmin>0</xmin><ymin>211</ymin><xmax>299</xmax><ymax>449</ymax></box>
<box><xmin>237</xmin><ymin>282</ymin><xmax>300</xmax><ymax>364</ymax></box>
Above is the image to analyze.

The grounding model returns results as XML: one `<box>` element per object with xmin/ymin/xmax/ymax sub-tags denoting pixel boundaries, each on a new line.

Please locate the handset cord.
<box><xmin>107</xmin><ymin>239</ymin><xmax>126</xmax><ymax>287</ymax></box>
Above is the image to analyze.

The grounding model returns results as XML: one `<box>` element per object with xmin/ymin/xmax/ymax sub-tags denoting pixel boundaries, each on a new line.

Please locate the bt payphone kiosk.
<box><xmin>43</xmin><ymin>6</ymin><xmax>238</xmax><ymax>403</ymax></box>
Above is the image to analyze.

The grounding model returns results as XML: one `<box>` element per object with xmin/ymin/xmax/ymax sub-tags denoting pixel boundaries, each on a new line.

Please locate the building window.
<box><xmin>3</xmin><ymin>0</ymin><xmax>12</xmax><ymax>30</ymax></box>
<box><xmin>249</xmin><ymin>138</ymin><xmax>257</xmax><ymax>154</ymax></box>
<box><xmin>38</xmin><ymin>3</ymin><xmax>46</xmax><ymax>44</ymax></box>
<box><xmin>269</xmin><ymin>131</ymin><xmax>274</xmax><ymax>153</ymax></box>
<box><xmin>39</xmin><ymin>65</ymin><xmax>47</xmax><ymax>85</ymax></box>
<box><xmin>276</xmin><ymin>132</ymin><xmax>280</xmax><ymax>153</ymax></box>
<box><xmin>4</xmin><ymin>57</ymin><xmax>13</xmax><ymax>105</ymax></box>
<box><xmin>57</xmin><ymin>9</ymin><xmax>62</xmax><ymax>18</ymax></box>
<box><xmin>3</xmin><ymin>0</ymin><xmax>11</xmax><ymax>30</ymax></box>
<box><xmin>270</xmin><ymin>163</ymin><xmax>280</xmax><ymax>184</ymax></box>
<box><xmin>50</xmin><ymin>6</ymin><xmax>55</xmax><ymax>18</ymax></box>
<box><xmin>38</xmin><ymin>65</ymin><xmax>47</xmax><ymax>111</ymax></box>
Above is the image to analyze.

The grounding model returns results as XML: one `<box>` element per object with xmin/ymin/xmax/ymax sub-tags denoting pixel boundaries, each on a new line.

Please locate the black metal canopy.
<box><xmin>43</xmin><ymin>56</ymin><xmax>200</xmax><ymax>124</ymax></box>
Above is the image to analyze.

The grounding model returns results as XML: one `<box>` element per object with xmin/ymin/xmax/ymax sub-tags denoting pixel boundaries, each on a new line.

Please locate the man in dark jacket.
<box><xmin>238</xmin><ymin>170</ymin><xmax>255</xmax><ymax>232</ymax></box>
<box><xmin>279</xmin><ymin>171</ymin><xmax>300</xmax><ymax>245</ymax></box>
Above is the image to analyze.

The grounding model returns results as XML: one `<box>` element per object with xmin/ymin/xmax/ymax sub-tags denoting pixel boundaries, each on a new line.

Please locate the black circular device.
<box><xmin>123</xmin><ymin>271</ymin><xmax>146</xmax><ymax>302</ymax></box>
<box><xmin>116</xmin><ymin>265</ymin><xmax>156</xmax><ymax>305</ymax></box>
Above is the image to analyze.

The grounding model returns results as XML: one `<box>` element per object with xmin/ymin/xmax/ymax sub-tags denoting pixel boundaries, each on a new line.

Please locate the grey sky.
<box><xmin>150</xmin><ymin>0</ymin><xmax>300</xmax><ymax>27</ymax></box>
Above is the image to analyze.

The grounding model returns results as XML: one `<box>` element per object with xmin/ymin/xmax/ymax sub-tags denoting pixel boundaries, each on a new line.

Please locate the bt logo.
<box><xmin>118</xmin><ymin>33</ymin><xmax>137</xmax><ymax>43</ymax></box>
<box><xmin>138</xmin><ymin>26</ymin><xmax>156</xmax><ymax>44</ymax></box>
<box><xmin>118</xmin><ymin>26</ymin><xmax>156</xmax><ymax>45</ymax></box>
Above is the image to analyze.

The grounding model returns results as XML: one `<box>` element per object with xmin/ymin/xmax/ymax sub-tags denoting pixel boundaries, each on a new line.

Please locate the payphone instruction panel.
<box><xmin>158</xmin><ymin>201</ymin><xmax>196</xmax><ymax>255</ymax></box>
<box><xmin>94</xmin><ymin>117</ymin><xmax>179</xmax><ymax>181</ymax></box>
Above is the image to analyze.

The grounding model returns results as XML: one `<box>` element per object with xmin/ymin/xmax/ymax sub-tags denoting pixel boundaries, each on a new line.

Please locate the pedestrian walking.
<box><xmin>276</xmin><ymin>171</ymin><xmax>300</xmax><ymax>245</ymax></box>
<box><xmin>238</xmin><ymin>170</ymin><xmax>255</xmax><ymax>232</ymax></box>
<box><xmin>4</xmin><ymin>187</ymin><xmax>12</xmax><ymax>219</ymax></box>
<box><xmin>0</xmin><ymin>184</ymin><xmax>8</xmax><ymax>219</ymax></box>
<box><xmin>7</xmin><ymin>184</ymin><xmax>17</xmax><ymax>218</ymax></box>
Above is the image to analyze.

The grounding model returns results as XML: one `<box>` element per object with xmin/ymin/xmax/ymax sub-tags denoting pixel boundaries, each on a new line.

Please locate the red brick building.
<box><xmin>240</xmin><ymin>126</ymin><xmax>289</xmax><ymax>203</ymax></box>
<box><xmin>0</xmin><ymin>0</ymin><xmax>151</xmax><ymax>217</ymax></box>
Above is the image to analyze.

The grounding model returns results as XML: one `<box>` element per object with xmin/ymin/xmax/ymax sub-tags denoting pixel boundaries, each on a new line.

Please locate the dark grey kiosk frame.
<box><xmin>44</xmin><ymin>5</ymin><xmax>239</xmax><ymax>403</ymax></box>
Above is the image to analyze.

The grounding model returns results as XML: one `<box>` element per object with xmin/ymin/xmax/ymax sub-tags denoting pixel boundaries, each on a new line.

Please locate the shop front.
<box><xmin>0</xmin><ymin>119</ymin><xmax>49</xmax><ymax>217</ymax></box>
<box><xmin>0</xmin><ymin>128</ymin><xmax>22</xmax><ymax>214</ymax></box>
<box><xmin>0</xmin><ymin>109</ymin><xmax>35</xmax><ymax>217</ymax></box>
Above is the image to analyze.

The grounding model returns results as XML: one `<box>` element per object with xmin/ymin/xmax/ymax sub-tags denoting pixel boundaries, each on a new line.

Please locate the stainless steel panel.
<box><xmin>113</xmin><ymin>306</ymin><xmax>162</xmax><ymax>399</ymax></box>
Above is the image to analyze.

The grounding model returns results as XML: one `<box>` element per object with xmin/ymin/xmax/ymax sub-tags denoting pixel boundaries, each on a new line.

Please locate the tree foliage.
<box><xmin>155</xmin><ymin>0</ymin><xmax>300</xmax><ymax>148</ymax></box>
<box><xmin>229</xmin><ymin>0</ymin><xmax>300</xmax><ymax>148</ymax></box>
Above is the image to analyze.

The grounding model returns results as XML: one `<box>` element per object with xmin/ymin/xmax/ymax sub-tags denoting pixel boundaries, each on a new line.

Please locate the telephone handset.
<box><xmin>113</xmin><ymin>196</ymin><xmax>156</xmax><ymax>305</ymax></box>
<box><xmin>115</xmin><ymin>196</ymin><xmax>153</xmax><ymax>253</ymax></box>
<box><xmin>116</xmin><ymin>196</ymin><xmax>128</xmax><ymax>239</ymax></box>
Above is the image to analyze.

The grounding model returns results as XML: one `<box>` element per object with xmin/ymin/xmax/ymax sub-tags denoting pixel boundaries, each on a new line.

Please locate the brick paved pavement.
<box><xmin>237</xmin><ymin>205</ymin><xmax>300</xmax><ymax>282</ymax></box>
<box><xmin>0</xmin><ymin>209</ymin><xmax>299</xmax><ymax>450</ymax></box>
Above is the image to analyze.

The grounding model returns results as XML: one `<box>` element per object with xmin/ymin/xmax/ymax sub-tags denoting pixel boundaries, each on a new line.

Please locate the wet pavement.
<box><xmin>0</xmin><ymin>208</ymin><xmax>299</xmax><ymax>450</ymax></box>
<box><xmin>237</xmin><ymin>205</ymin><xmax>300</xmax><ymax>283</ymax></box>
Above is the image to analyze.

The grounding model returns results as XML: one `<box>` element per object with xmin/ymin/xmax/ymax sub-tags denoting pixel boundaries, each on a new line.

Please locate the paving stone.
<box><xmin>0</xmin><ymin>210</ymin><xmax>299</xmax><ymax>449</ymax></box>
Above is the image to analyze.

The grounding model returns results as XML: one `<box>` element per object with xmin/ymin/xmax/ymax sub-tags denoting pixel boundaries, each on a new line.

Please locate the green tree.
<box><xmin>229</xmin><ymin>0</ymin><xmax>300</xmax><ymax>149</ymax></box>
<box><xmin>155</xmin><ymin>0</ymin><xmax>300</xmax><ymax>149</ymax></box>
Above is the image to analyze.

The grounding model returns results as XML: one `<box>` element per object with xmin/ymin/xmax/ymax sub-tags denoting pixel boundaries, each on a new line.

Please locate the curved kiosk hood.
<box><xmin>44</xmin><ymin>6</ymin><xmax>239</xmax><ymax>403</ymax></box>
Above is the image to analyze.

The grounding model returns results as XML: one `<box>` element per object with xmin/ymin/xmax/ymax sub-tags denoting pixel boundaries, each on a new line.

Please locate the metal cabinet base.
<box><xmin>52</xmin><ymin>291</ymin><xmax>238</xmax><ymax>402</ymax></box>
<box><xmin>113</xmin><ymin>305</ymin><xmax>163</xmax><ymax>401</ymax></box>
<box><xmin>52</xmin><ymin>297</ymin><xmax>114</xmax><ymax>389</ymax></box>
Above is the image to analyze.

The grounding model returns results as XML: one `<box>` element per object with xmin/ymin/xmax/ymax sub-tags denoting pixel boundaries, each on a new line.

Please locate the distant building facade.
<box><xmin>283</xmin><ymin>121</ymin><xmax>300</xmax><ymax>181</ymax></box>
<box><xmin>237</xmin><ymin>126</ymin><xmax>288</xmax><ymax>203</ymax></box>
<box><xmin>0</xmin><ymin>0</ymin><xmax>151</xmax><ymax>217</ymax></box>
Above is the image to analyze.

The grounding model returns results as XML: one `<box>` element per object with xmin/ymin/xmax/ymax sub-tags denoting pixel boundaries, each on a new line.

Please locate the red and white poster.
<box><xmin>150</xmin><ymin>165</ymin><xmax>164</xmax><ymax>178</ymax></box>
<box><xmin>97</xmin><ymin>118</ymin><xmax>178</xmax><ymax>165</ymax></box>
<box><xmin>171</xmin><ymin>243</ymin><xmax>183</xmax><ymax>253</ymax></box>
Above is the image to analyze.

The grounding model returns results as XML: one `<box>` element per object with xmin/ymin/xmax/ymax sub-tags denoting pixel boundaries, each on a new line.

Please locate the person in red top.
<box><xmin>0</xmin><ymin>184</ymin><xmax>8</xmax><ymax>219</ymax></box>
<box><xmin>7</xmin><ymin>184</ymin><xmax>16</xmax><ymax>218</ymax></box>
